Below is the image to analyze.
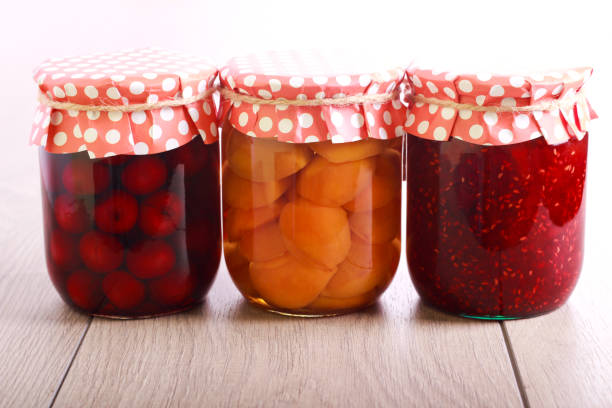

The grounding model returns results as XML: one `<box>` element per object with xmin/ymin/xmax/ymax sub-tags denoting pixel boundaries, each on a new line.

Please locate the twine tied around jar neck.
<box><xmin>37</xmin><ymin>88</ymin><xmax>216</xmax><ymax>112</ymax></box>
<box><xmin>38</xmin><ymin>85</ymin><xmax>586</xmax><ymax>114</ymax></box>
<box><xmin>409</xmin><ymin>89</ymin><xmax>588</xmax><ymax>113</ymax></box>
<box><xmin>218</xmin><ymin>87</ymin><xmax>402</xmax><ymax>107</ymax></box>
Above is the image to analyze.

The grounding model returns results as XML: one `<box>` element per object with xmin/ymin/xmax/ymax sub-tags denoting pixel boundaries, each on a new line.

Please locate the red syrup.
<box><xmin>40</xmin><ymin>137</ymin><xmax>221</xmax><ymax>318</ymax></box>
<box><xmin>406</xmin><ymin>134</ymin><xmax>587</xmax><ymax>319</ymax></box>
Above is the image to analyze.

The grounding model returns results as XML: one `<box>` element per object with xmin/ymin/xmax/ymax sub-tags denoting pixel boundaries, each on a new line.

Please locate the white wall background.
<box><xmin>2</xmin><ymin>0</ymin><xmax>610</xmax><ymax>274</ymax></box>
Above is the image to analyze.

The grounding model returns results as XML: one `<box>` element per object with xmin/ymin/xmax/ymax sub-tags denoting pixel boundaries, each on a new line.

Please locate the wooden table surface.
<box><xmin>1</xmin><ymin>128</ymin><xmax>611</xmax><ymax>408</ymax></box>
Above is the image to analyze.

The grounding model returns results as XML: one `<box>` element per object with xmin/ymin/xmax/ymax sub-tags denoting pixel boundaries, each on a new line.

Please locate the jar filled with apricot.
<box><xmin>219</xmin><ymin>51</ymin><xmax>407</xmax><ymax>315</ymax></box>
<box><xmin>404</xmin><ymin>66</ymin><xmax>596</xmax><ymax>319</ymax></box>
<box><xmin>31</xmin><ymin>49</ymin><xmax>221</xmax><ymax>318</ymax></box>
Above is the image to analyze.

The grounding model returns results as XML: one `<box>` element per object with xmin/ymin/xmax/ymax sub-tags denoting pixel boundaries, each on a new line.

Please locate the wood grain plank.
<box><xmin>503</xmin><ymin>132</ymin><xmax>612</xmax><ymax>407</ymax></box>
<box><xmin>54</xmin><ymin>262</ymin><xmax>522</xmax><ymax>408</ymax></box>
<box><xmin>0</xmin><ymin>153</ymin><xmax>91</xmax><ymax>408</ymax></box>
<box><xmin>503</xmin><ymin>255</ymin><xmax>612</xmax><ymax>407</ymax></box>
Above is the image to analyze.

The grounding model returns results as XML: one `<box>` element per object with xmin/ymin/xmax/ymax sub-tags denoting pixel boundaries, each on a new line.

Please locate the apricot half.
<box><xmin>279</xmin><ymin>198</ymin><xmax>351</xmax><ymax>269</ymax></box>
<box><xmin>345</xmin><ymin>234</ymin><xmax>401</xmax><ymax>271</ymax></box>
<box><xmin>322</xmin><ymin>236</ymin><xmax>400</xmax><ymax>298</ymax></box>
<box><xmin>223</xmin><ymin>167</ymin><xmax>290</xmax><ymax>209</ymax></box>
<box><xmin>226</xmin><ymin>129</ymin><xmax>313</xmax><ymax>181</ymax></box>
<box><xmin>349</xmin><ymin>198</ymin><xmax>401</xmax><ymax>244</ymax></box>
<box><xmin>224</xmin><ymin>241</ymin><xmax>255</xmax><ymax>297</ymax></box>
<box><xmin>239</xmin><ymin>222</ymin><xmax>287</xmax><ymax>262</ymax></box>
<box><xmin>344</xmin><ymin>148</ymin><xmax>401</xmax><ymax>212</ymax></box>
<box><xmin>321</xmin><ymin>261</ymin><xmax>383</xmax><ymax>299</ymax></box>
<box><xmin>310</xmin><ymin>138</ymin><xmax>385</xmax><ymax>163</ymax></box>
<box><xmin>308</xmin><ymin>290</ymin><xmax>377</xmax><ymax>311</ymax></box>
<box><xmin>297</xmin><ymin>156</ymin><xmax>376</xmax><ymax>207</ymax></box>
<box><xmin>249</xmin><ymin>253</ymin><xmax>336</xmax><ymax>309</ymax></box>
<box><xmin>224</xmin><ymin>197</ymin><xmax>286</xmax><ymax>241</ymax></box>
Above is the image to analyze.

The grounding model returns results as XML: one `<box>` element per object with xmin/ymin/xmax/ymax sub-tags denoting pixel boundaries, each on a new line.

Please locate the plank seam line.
<box><xmin>500</xmin><ymin>322</ymin><xmax>531</xmax><ymax>408</ymax></box>
<box><xmin>47</xmin><ymin>316</ymin><xmax>93</xmax><ymax>408</ymax></box>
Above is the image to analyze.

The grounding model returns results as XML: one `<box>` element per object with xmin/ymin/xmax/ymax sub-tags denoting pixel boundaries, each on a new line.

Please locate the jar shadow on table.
<box><xmin>412</xmin><ymin>301</ymin><xmax>499</xmax><ymax>325</ymax></box>
<box><xmin>46</xmin><ymin>298</ymin><xmax>211</xmax><ymax>323</ymax></box>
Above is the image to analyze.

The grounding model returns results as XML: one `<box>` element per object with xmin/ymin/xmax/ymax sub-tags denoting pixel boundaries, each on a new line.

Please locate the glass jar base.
<box><xmin>420</xmin><ymin>300</ymin><xmax>563</xmax><ymax>321</ymax></box>
<box><xmin>73</xmin><ymin>302</ymin><xmax>203</xmax><ymax>320</ymax></box>
<box><xmin>459</xmin><ymin>314</ymin><xmax>521</xmax><ymax>321</ymax></box>
<box><xmin>245</xmin><ymin>296</ymin><xmax>376</xmax><ymax>317</ymax></box>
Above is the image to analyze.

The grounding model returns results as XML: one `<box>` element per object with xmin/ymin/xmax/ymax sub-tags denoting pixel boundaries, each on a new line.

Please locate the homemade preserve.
<box><xmin>31</xmin><ymin>49</ymin><xmax>221</xmax><ymax>318</ymax></box>
<box><xmin>404</xmin><ymin>67</ymin><xmax>596</xmax><ymax>319</ymax></box>
<box><xmin>219</xmin><ymin>51</ymin><xmax>407</xmax><ymax>316</ymax></box>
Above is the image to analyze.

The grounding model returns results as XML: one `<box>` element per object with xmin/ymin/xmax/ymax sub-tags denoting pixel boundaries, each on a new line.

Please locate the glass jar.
<box><xmin>31</xmin><ymin>48</ymin><xmax>221</xmax><ymax>318</ymax></box>
<box><xmin>404</xmin><ymin>67</ymin><xmax>596</xmax><ymax>319</ymax></box>
<box><xmin>219</xmin><ymin>51</ymin><xmax>407</xmax><ymax>316</ymax></box>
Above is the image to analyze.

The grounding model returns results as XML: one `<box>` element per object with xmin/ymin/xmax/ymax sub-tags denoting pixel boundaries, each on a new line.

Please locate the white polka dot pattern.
<box><xmin>405</xmin><ymin>66</ymin><xmax>596</xmax><ymax>146</ymax></box>
<box><xmin>218</xmin><ymin>50</ymin><xmax>407</xmax><ymax>143</ymax></box>
<box><xmin>30</xmin><ymin>48</ymin><xmax>218</xmax><ymax>157</ymax></box>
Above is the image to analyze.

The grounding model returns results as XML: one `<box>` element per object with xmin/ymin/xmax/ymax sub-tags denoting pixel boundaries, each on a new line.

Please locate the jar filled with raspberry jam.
<box><xmin>30</xmin><ymin>49</ymin><xmax>221</xmax><ymax>318</ymax></box>
<box><xmin>404</xmin><ymin>67</ymin><xmax>597</xmax><ymax>319</ymax></box>
<box><xmin>219</xmin><ymin>51</ymin><xmax>407</xmax><ymax>316</ymax></box>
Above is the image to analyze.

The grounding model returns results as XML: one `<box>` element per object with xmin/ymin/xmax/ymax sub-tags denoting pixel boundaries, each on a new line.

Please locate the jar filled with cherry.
<box><xmin>31</xmin><ymin>49</ymin><xmax>221</xmax><ymax>318</ymax></box>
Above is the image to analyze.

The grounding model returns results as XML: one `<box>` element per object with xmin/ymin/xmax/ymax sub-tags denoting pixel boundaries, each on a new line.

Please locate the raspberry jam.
<box><xmin>406</xmin><ymin>133</ymin><xmax>588</xmax><ymax>319</ymax></box>
<box><xmin>40</xmin><ymin>137</ymin><xmax>221</xmax><ymax>318</ymax></box>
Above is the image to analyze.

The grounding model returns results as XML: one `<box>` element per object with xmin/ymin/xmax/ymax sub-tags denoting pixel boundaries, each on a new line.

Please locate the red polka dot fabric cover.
<box><xmin>219</xmin><ymin>50</ymin><xmax>407</xmax><ymax>144</ymax></box>
<box><xmin>30</xmin><ymin>48</ymin><xmax>218</xmax><ymax>158</ymax></box>
<box><xmin>404</xmin><ymin>66</ymin><xmax>597</xmax><ymax>146</ymax></box>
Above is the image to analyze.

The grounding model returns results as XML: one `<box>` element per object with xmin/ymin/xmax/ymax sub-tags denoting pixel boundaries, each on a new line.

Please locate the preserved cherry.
<box><xmin>40</xmin><ymin>138</ymin><xmax>221</xmax><ymax>318</ymax></box>
<box><xmin>406</xmin><ymin>134</ymin><xmax>588</xmax><ymax>318</ymax></box>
